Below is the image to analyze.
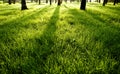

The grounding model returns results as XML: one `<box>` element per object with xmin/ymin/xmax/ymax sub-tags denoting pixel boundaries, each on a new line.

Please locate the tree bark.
<box><xmin>21</xmin><ymin>0</ymin><xmax>28</xmax><ymax>10</ymax></box>
<box><xmin>103</xmin><ymin>0</ymin><xmax>106</xmax><ymax>6</ymax></box>
<box><xmin>105</xmin><ymin>0</ymin><xmax>108</xmax><ymax>4</ymax></box>
<box><xmin>99</xmin><ymin>0</ymin><xmax>100</xmax><ymax>3</ymax></box>
<box><xmin>50</xmin><ymin>0</ymin><xmax>52</xmax><ymax>5</ymax></box>
<box><xmin>39</xmin><ymin>0</ymin><xmax>41</xmax><ymax>4</ymax></box>
<box><xmin>13</xmin><ymin>0</ymin><xmax>16</xmax><ymax>4</ymax></box>
<box><xmin>55</xmin><ymin>0</ymin><xmax>57</xmax><ymax>3</ymax></box>
<box><xmin>114</xmin><ymin>0</ymin><xmax>118</xmax><ymax>5</ymax></box>
<box><xmin>90</xmin><ymin>0</ymin><xmax>91</xmax><ymax>2</ymax></box>
<box><xmin>80</xmin><ymin>0</ymin><xmax>86</xmax><ymax>10</ymax></box>
<box><xmin>58</xmin><ymin>0</ymin><xmax>61</xmax><ymax>5</ymax></box>
<box><xmin>46</xmin><ymin>0</ymin><xmax>48</xmax><ymax>3</ymax></box>
<box><xmin>8</xmin><ymin>0</ymin><xmax>11</xmax><ymax>4</ymax></box>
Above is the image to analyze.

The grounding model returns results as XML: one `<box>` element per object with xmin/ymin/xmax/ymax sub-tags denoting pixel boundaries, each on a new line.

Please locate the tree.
<box><xmin>21</xmin><ymin>0</ymin><xmax>28</xmax><ymax>10</ymax></box>
<box><xmin>13</xmin><ymin>0</ymin><xmax>16</xmax><ymax>4</ymax></box>
<box><xmin>50</xmin><ymin>0</ymin><xmax>52</xmax><ymax>5</ymax></box>
<box><xmin>114</xmin><ymin>0</ymin><xmax>118</xmax><ymax>5</ymax></box>
<box><xmin>55</xmin><ymin>0</ymin><xmax>57</xmax><ymax>3</ymax></box>
<box><xmin>103</xmin><ymin>0</ymin><xmax>108</xmax><ymax>6</ymax></box>
<box><xmin>46</xmin><ymin>0</ymin><xmax>48</xmax><ymax>3</ymax></box>
<box><xmin>8</xmin><ymin>0</ymin><xmax>11</xmax><ymax>4</ymax></box>
<box><xmin>58</xmin><ymin>0</ymin><xmax>61</xmax><ymax>5</ymax></box>
<box><xmin>80</xmin><ymin>0</ymin><xmax>86</xmax><ymax>10</ymax></box>
<box><xmin>39</xmin><ymin>0</ymin><xmax>41</xmax><ymax>4</ymax></box>
<box><xmin>65</xmin><ymin>0</ymin><xmax>67</xmax><ymax>3</ymax></box>
<box><xmin>98</xmin><ymin>0</ymin><xmax>100</xmax><ymax>3</ymax></box>
<box><xmin>90</xmin><ymin>0</ymin><xmax>91</xmax><ymax>2</ymax></box>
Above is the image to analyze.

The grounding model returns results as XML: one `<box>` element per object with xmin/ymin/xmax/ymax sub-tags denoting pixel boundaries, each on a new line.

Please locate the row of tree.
<box><xmin>5</xmin><ymin>0</ymin><xmax>119</xmax><ymax>10</ymax></box>
<box><xmin>81</xmin><ymin>0</ymin><xmax>119</xmax><ymax>10</ymax></box>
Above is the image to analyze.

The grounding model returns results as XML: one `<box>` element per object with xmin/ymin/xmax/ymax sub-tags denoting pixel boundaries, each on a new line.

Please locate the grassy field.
<box><xmin>0</xmin><ymin>2</ymin><xmax>120</xmax><ymax>74</ymax></box>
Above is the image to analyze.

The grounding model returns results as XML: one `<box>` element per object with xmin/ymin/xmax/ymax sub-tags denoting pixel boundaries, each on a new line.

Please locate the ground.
<box><xmin>0</xmin><ymin>2</ymin><xmax>120</xmax><ymax>74</ymax></box>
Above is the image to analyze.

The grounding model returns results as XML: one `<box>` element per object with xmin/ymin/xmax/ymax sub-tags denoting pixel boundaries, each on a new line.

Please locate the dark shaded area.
<box><xmin>8</xmin><ymin>0</ymin><xmax>11</xmax><ymax>4</ymax></box>
<box><xmin>50</xmin><ymin>0</ymin><xmax>52</xmax><ymax>5</ymax></box>
<box><xmin>91</xmin><ymin>69</ymin><xmax>105</xmax><ymax>74</ymax></box>
<box><xmin>103</xmin><ymin>0</ymin><xmax>108</xmax><ymax>6</ymax></box>
<box><xmin>21</xmin><ymin>0</ymin><xmax>28</xmax><ymax>10</ymax></box>
<box><xmin>80</xmin><ymin>0</ymin><xmax>86</xmax><ymax>10</ymax></box>
<box><xmin>58</xmin><ymin>0</ymin><xmax>61</xmax><ymax>6</ymax></box>
<box><xmin>114</xmin><ymin>0</ymin><xmax>119</xmax><ymax>5</ymax></box>
<box><xmin>23</xmin><ymin>6</ymin><xmax>60</xmax><ymax>73</ymax></box>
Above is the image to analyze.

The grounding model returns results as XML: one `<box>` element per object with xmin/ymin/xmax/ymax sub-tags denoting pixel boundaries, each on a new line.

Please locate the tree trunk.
<box><xmin>99</xmin><ymin>0</ymin><xmax>100</xmax><ymax>3</ymax></box>
<box><xmin>13</xmin><ymin>0</ymin><xmax>16</xmax><ymax>4</ymax></box>
<box><xmin>3</xmin><ymin>0</ymin><xmax>4</xmax><ymax>3</ymax></box>
<box><xmin>39</xmin><ymin>0</ymin><xmax>41</xmax><ymax>4</ymax></box>
<box><xmin>8</xmin><ymin>0</ymin><xmax>11</xmax><ymax>4</ymax></box>
<box><xmin>58</xmin><ymin>0</ymin><xmax>61</xmax><ymax>5</ymax></box>
<box><xmin>50</xmin><ymin>0</ymin><xmax>52</xmax><ymax>5</ymax></box>
<box><xmin>55</xmin><ymin>0</ymin><xmax>57</xmax><ymax>3</ymax></box>
<box><xmin>103</xmin><ymin>0</ymin><xmax>106</xmax><ymax>6</ymax></box>
<box><xmin>46</xmin><ymin>0</ymin><xmax>48</xmax><ymax>3</ymax></box>
<box><xmin>105</xmin><ymin>0</ymin><xmax>108</xmax><ymax>4</ymax></box>
<box><xmin>80</xmin><ymin>0</ymin><xmax>86</xmax><ymax>10</ymax></box>
<box><xmin>21</xmin><ymin>0</ymin><xmax>28</xmax><ymax>10</ymax></box>
<box><xmin>65</xmin><ymin>0</ymin><xmax>67</xmax><ymax>3</ymax></box>
<box><xmin>114</xmin><ymin>0</ymin><xmax>118</xmax><ymax>5</ymax></box>
<box><xmin>90</xmin><ymin>0</ymin><xmax>91</xmax><ymax>2</ymax></box>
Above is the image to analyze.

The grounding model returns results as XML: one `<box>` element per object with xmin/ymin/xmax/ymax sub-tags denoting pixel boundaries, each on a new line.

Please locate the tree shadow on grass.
<box><xmin>0</xmin><ymin>6</ymin><xmax>59</xmax><ymax>74</ymax></box>
<box><xmin>68</xmin><ymin>8</ymin><xmax>120</xmax><ymax>73</ymax></box>
<box><xmin>7</xmin><ymin>6</ymin><xmax>61</xmax><ymax>74</ymax></box>
<box><xmin>0</xmin><ymin>6</ymin><xmax>50</xmax><ymax>43</ymax></box>
<box><xmin>30</xmin><ymin>6</ymin><xmax>60</xmax><ymax>73</ymax></box>
<box><xmin>85</xmin><ymin>9</ymin><xmax>120</xmax><ymax>65</ymax></box>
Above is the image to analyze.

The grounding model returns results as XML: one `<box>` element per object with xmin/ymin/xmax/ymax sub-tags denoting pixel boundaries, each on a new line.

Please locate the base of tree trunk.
<box><xmin>80</xmin><ymin>0</ymin><xmax>86</xmax><ymax>10</ymax></box>
<box><xmin>58</xmin><ymin>0</ymin><xmax>61</xmax><ymax>6</ymax></box>
<box><xmin>21</xmin><ymin>0</ymin><xmax>28</xmax><ymax>10</ymax></box>
<box><xmin>21</xmin><ymin>6</ymin><xmax>28</xmax><ymax>10</ymax></box>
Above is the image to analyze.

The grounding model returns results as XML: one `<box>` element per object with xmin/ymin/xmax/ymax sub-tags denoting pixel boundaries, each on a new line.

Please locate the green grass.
<box><xmin>0</xmin><ymin>2</ymin><xmax>120</xmax><ymax>74</ymax></box>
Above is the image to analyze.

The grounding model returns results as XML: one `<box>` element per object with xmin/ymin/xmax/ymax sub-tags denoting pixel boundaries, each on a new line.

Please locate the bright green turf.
<box><xmin>0</xmin><ymin>2</ymin><xmax>120</xmax><ymax>74</ymax></box>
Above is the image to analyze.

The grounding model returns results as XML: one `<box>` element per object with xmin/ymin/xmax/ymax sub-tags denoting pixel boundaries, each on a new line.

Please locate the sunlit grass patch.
<box><xmin>0</xmin><ymin>2</ymin><xmax>120</xmax><ymax>74</ymax></box>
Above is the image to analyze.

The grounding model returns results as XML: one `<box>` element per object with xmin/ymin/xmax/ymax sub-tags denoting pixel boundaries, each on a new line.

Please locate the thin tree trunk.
<box><xmin>39</xmin><ymin>0</ymin><xmax>41</xmax><ymax>4</ymax></box>
<box><xmin>103</xmin><ymin>0</ymin><xmax>106</xmax><ymax>6</ymax></box>
<box><xmin>55</xmin><ymin>0</ymin><xmax>57</xmax><ymax>3</ymax></box>
<box><xmin>80</xmin><ymin>0</ymin><xmax>86</xmax><ymax>10</ymax></box>
<box><xmin>99</xmin><ymin>0</ymin><xmax>100</xmax><ymax>3</ymax></box>
<box><xmin>21</xmin><ymin>0</ymin><xmax>28</xmax><ymax>10</ymax></box>
<box><xmin>8</xmin><ymin>0</ymin><xmax>11</xmax><ymax>4</ymax></box>
<box><xmin>50</xmin><ymin>0</ymin><xmax>52</xmax><ymax>5</ymax></box>
<box><xmin>13</xmin><ymin>0</ymin><xmax>16</xmax><ymax>4</ymax></box>
<box><xmin>114</xmin><ymin>0</ymin><xmax>118</xmax><ymax>5</ymax></box>
<box><xmin>105</xmin><ymin>0</ymin><xmax>108</xmax><ymax>4</ymax></box>
<box><xmin>46</xmin><ymin>0</ymin><xmax>48</xmax><ymax>3</ymax></box>
<box><xmin>58</xmin><ymin>0</ymin><xmax>61</xmax><ymax>5</ymax></box>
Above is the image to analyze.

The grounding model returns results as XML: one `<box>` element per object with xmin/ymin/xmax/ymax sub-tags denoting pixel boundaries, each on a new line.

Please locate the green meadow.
<box><xmin>0</xmin><ymin>2</ymin><xmax>120</xmax><ymax>74</ymax></box>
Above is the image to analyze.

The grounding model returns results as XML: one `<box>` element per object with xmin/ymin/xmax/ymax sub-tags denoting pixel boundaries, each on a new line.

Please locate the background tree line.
<box><xmin>0</xmin><ymin>0</ymin><xmax>119</xmax><ymax>10</ymax></box>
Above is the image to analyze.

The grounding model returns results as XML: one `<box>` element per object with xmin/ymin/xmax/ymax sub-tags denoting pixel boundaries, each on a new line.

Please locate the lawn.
<box><xmin>0</xmin><ymin>2</ymin><xmax>120</xmax><ymax>74</ymax></box>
